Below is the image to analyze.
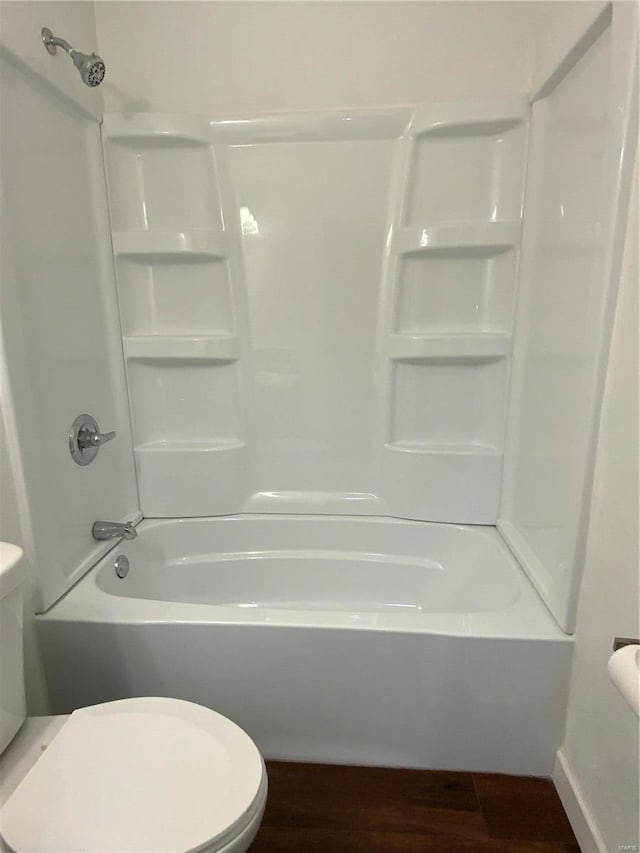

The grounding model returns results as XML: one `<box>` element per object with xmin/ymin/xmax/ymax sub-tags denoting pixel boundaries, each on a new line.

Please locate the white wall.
<box><xmin>528</xmin><ymin>0</ymin><xmax>607</xmax><ymax>92</ymax></box>
<box><xmin>0</xmin><ymin>0</ymin><xmax>103</xmax><ymax>119</ymax></box>
<box><xmin>558</xmin><ymin>150</ymin><xmax>639</xmax><ymax>853</ymax></box>
<box><xmin>0</xmin><ymin>0</ymin><xmax>103</xmax><ymax>714</ymax></box>
<box><xmin>95</xmin><ymin>1</ymin><xmax>537</xmax><ymax>115</ymax></box>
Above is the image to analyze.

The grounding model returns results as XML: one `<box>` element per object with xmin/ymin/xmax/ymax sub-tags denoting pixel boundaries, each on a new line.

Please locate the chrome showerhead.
<box><xmin>71</xmin><ymin>50</ymin><xmax>106</xmax><ymax>88</ymax></box>
<box><xmin>41</xmin><ymin>27</ymin><xmax>106</xmax><ymax>88</ymax></box>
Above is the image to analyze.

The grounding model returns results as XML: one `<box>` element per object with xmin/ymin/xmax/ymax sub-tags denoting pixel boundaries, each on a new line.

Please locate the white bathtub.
<box><xmin>38</xmin><ymin>516</ymin><xmax>572</xmax><ymax>775</ymax></box>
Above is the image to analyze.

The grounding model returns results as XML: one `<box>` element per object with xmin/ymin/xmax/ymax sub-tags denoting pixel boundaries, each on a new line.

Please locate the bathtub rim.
<box><xmin>38</xmin><ymin>515</ymin><xmax>572</xmax><ymax>643</ymax></box>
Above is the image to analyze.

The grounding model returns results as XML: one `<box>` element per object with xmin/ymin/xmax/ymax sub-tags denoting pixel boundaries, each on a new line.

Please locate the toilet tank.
<box><xmin>0</xmin><ymin>543</ymin><xmax>27</xmax><ymax>754</ymax></box>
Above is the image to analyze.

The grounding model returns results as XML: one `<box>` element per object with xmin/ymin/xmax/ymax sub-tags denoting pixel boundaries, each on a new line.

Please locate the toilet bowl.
<box><xmin>0</xmin><ymin>543</ymin><xmax>267</xmax><ymax>852</ymax></box>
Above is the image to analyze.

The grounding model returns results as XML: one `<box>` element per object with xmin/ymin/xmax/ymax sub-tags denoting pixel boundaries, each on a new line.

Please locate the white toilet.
<box><xmin>0</xmin><ymin>543</ymin><xmax>268</xmax><ymax>852</ymax></box>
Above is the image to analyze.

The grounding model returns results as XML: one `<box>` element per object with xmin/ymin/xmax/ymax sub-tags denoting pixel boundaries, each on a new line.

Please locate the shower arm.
<box><xmin>42</xmin><ymin>28</ymin><xmax>74</xmax><ymax>56</ymax></box>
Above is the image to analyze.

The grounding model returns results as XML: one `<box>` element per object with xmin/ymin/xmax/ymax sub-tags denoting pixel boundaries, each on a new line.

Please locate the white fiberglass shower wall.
<box><xmin>101</xmin><ymin>98</ymin><xmax>528</xmax><ymax>523</ymax></box>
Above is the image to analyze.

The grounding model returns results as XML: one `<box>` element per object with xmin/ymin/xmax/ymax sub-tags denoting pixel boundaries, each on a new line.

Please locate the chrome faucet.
<box><xmin>92</xmin><ymin>520</ymin><xmax>137</xmax><ymax>541</ymax></box>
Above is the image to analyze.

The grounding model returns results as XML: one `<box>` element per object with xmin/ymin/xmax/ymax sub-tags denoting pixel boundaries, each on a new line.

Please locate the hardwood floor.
<box><xmin>250</xmin><ymin>762</ymin><xmax>579</xmax><ymax>852</ymax></box>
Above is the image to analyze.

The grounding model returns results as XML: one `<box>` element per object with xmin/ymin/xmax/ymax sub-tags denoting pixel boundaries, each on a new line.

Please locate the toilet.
<box><xmin>0</xmin><ymin>543</ymin><xmax>267</xmax><ymax>852</ymax></box>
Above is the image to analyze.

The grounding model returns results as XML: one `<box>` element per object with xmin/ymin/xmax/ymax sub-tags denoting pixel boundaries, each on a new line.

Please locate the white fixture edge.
<box><xmin>389</xmin><ymin>333</ymin><xmax>511</xmax><ymax>362</ymax></box>
<box><xmin>390</xmin><ymin>221</ymin><xmax>520</xmax><ymax>254</ymax></box>
<box><xmin>104</xmin><ymin>108</ymin><xmax>414</xmax><ymax>145</ymax></box>
<box><xmin>407</xmin><ymin>94</ymin><xmax>529</xmax><ymax>137</ymax></box>
<box><xmin>123</xmin><ymin>335</ymin><xmax>239</xmax><ymax>363</ymax></box>
<box><xmin>112</xmin><ymin>230</ymin><xmax>228</xmax><ymax>258</ymax></box>
<box><xmin>553</xmin><ymin>749</ymin><xmax>607</xmax><ymax>853</ymax></box>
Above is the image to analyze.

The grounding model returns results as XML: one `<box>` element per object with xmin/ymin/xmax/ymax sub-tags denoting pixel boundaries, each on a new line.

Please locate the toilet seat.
<box><xmin>1</xmin><ymin>697</ymin><xmax>266</xmax><ymax>853</ymax></box>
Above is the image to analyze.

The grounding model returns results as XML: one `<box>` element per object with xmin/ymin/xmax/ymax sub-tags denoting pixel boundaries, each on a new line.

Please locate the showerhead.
<box><xmin>41</xmin><ymin>27</ymin><xmax>106</xmax><ymax>88</ymax></box>
<box><xmin>70</xmin><ymin>50</ymin><xmax>106</xmax><ymax>88</ymax></box>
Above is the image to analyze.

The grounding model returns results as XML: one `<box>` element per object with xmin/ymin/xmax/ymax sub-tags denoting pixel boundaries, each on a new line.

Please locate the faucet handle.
<box><xmin>69</xmin><ymin>414</ymin><xmax>116</xmax><ymax>465</ymax></box>
<box><xmin>78</xmin><ymin>426</ymin><xmax>115</xmax><ymax>449</ymax></box>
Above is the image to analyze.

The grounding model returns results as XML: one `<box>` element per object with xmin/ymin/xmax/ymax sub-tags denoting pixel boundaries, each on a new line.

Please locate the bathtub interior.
<box><xmin>95</xmin><ymin>517</ymin><xmax>523</xmax><ymax>614</ymax></box>
<box><xmin>41</xmin><ymin>515</ymin><xmax>570</xmax><ymax>644</ymax></box>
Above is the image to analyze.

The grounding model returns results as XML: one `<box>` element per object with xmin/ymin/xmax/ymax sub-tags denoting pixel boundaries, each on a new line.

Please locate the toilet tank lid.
<box><xmin>0</xmin><ymin>543</ymin><xmax>24</xmax><ymax>599</ymax></box>
<box><xmin>0</xmin><ymin>697</ymin><xmax>266</xmax><ymax>853</ymax></box>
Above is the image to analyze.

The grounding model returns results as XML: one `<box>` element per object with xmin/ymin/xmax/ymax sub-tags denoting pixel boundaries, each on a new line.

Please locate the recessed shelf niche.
<box><xmin>116</xmin><ymin>255</ymin><xmax>234</xmax><ymax>337</ymax></box>
<box><xmin>389</xmin><ymin>358</ymin><xmax>508</xmax><ymax>450</ymax></box>
<box><xmin>103</xmin><ymin>115</ymin><xmax>222</xmax><ymax>232</ymax></box>
<box><xmin>127</xmin><ymin>361</ymin><xmax>243</xmax><ymax>447</ymax></box>
<box><xmin>394</xmin><ymin>246</ymin><xmax>517</xmax><ymax>335</ymax></box>
<box><xmin>403</xmin><ymin>98</ymin><xmax>528</xmax><ymax>225</ymax></box>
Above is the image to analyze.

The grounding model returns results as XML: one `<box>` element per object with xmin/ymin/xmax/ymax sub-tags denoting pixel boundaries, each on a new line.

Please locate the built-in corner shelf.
<box><xmin>384</xmin><ymin>441</ymin><xmax>502</xmax><ymax>457</ymax></box>
<box><xmin>379</xmin><ymin>439</ymin><xmax>505</xmax><ymax>523</ymax></box>
<box><xmin>112</xmin><ymin>230</ymin><xmax>228</xmax><ymax>260</ymax></box>
<box><xmin>123</xmin><ymin>335</ymin><xmax>239</xmax><ymax>364</ymax></box>
<box><xmin>377</xmin><ymin>95</ymin><xmax>528</xmax><ymax>524</ymax></box>
<box><xmin>389</xmin><ymin>333</ymin><xmax>512</xmax><ymax>362</ymax></box>
<box><xmin>133</xmin><ymin>439</ymin><xmax>248</xmax><ymax>517</ymax></box>
<box><xmin>407</xmin><ymin>96</ymin><xmax>529</xmax><ymax>138</ymax></box>
<box><xmin>391</xmin><ymin>222</ymin><xmax>519</xmax><ymax>256</ymax></box>
<box><xmin>103</xmin><ymin>114</ymin><xmax>212</xmax><ymax>148</ymax></box>
<box><xmin>102</xmin><ymin>111</ymin><xmax>249</xmax><ymax>518</ymax></box>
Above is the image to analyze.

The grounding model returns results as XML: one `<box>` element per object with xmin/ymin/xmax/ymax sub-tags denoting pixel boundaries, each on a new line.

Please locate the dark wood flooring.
<box><xmin>250</xmin><ymin>762</ymin><xmax>579</xmax><ymax>852</ymax></box>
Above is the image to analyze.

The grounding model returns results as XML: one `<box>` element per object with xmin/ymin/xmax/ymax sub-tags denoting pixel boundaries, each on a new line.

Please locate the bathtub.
<box><xmin>38</xmin><ymin>516</ymin><xmax>572</xmax><ymax>776</ymax></box>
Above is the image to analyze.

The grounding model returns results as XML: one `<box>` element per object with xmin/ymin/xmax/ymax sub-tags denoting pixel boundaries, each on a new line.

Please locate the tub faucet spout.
<box><xmin>92</xmin><ymin>520</ymin><xmax>137</xmax><ymax>541</ymax></box>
